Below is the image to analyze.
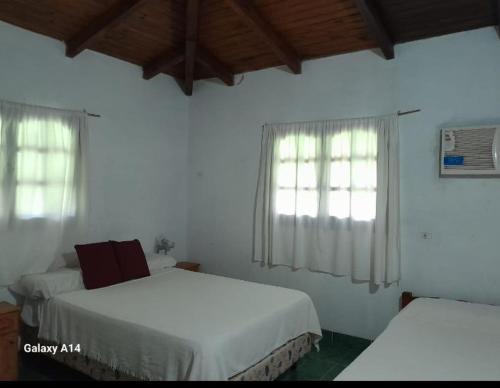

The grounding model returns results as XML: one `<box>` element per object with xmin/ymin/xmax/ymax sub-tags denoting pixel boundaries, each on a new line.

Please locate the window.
<box><xmin>254</xmin><ymin>116</ymin><xmax>400</xmax><ymax>283</ymax></box>
<box><xmin>275</xmin><ymin>128</ymin><xmax>377</xmax><ymax>221</ymax></box>
<box><xmin>0</xmin><ymin>116</ymin><xmax>77</xmax><ymax>220</ymax></box>
<box><xmin>0</xmin><ymin>100</ymin><xmax>89</xmax><ymax>286</ymax></box>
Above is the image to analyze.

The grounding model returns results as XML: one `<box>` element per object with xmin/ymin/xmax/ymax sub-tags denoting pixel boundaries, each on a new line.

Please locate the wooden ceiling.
<box><xmin>0</xmin><ymin>0</ymin><xmax>498</xmax><ymax>95</ymax></box>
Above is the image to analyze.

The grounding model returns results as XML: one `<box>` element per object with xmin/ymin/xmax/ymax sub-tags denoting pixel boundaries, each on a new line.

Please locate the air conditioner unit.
<box><xmin>440</xmin><ymin>125</ymin><xmax>500</xmax><ymax>177</ymax></box>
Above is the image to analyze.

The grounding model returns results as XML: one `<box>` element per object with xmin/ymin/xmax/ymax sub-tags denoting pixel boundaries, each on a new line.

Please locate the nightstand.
<box><xmin>0</xmin><ymin>302</ymin><xmax>20</xmax><ymax>381</ymax></box>
<box><xmin>175</xmin><ymin>261</ymin><xmax>200</xmax><ymax>272</ymax></box>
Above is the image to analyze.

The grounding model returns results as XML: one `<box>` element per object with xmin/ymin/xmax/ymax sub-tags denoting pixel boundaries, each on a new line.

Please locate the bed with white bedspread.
<box><xmin>33</xmin><ymin>268</ymin><xmax>321</xmax><ymax>380</ymax></box>
<box><xmin>336</xmin><ymin>297</ymin><xmax>500</xmax><ymax>381</ymax></box>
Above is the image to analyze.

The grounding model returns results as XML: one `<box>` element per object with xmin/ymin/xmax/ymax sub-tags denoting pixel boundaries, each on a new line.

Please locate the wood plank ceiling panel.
<box><xmin>256</xmin><ymin>0</ymin><xmax>378</xmax><ymax>59</ymax></box>
<box><xmin>86</xmin><ymin>0</ymin><xmax>185</xmax><ymax>77</ymax></box>
<box><xmin>65</xmin><ymin>0</ymin><xmax>150</xmax><ymax>58</ymax></box>
<box><xmin>378</xmin><ymin>0</ymin><xmax>497</xmax><ymax>43</ymax></box>
<box><xmin>197</xmin><ymin>0</ymin><xmax>379</xmax><ymax>79</ymax></box>
<box><xmin>0</xmin><ymin>0</ymin><xmax>185</xmax><ymax>78</ymax></box>
<box><xmin>197</xmin><ymin>0</ymin><xmax>279</xmax><ymax>76</ymax></box>
<box><xmin>0</xmin><ymin>0</ymin><xmax>498</xmax><ymax>90</ymax></box>
<box><xmin>0</xmin><ymin>0</ymin><xmax>115</xmax><ymax>40</ymax></box>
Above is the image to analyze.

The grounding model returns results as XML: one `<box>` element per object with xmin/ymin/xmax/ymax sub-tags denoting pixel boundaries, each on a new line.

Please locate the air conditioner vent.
<box><xmin>440</xmin><ymin>125</ymin><xmax>500</xmax><ymax>177</ymax></box>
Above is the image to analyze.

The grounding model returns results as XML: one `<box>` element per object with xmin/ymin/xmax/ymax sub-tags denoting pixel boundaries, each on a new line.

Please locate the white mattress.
<box><xmin>336</xmin><ymin>297</ymin><xmax>500</xmax><ymax>381</ymax></box>
<box><xmin>37</xmin><ymin>268</ymin><xmax>322</xmax><ymax>380</ymax></box>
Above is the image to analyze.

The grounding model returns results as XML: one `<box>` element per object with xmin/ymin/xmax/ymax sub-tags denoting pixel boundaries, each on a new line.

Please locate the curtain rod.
<box><xmin>83</xmin><ymin>109</ymin><xmax>101</xmax><ymax>118</ymax></box>
<box><xmin>39</xmin><ymin>110</ymin><xmax>423</xmax><ymax>119</ymax></box>
<box><xmin>86</xmin><ymin>111</ymin><xmax>421</xmax><ymax>120</ymax></box>
<box><xmin>265</xmin><ymin>109</ymin><xmax>422</xmax><ymax>127</ymax></box>
<box><xmin>0</xmin><ymin>98</ymin><xmax>103</xmax><ymax>118</ymax></box>
<box><xmin>397</xmin><ymin>109</ymin><xmax>421</xmax><ymax>116</ymax></box>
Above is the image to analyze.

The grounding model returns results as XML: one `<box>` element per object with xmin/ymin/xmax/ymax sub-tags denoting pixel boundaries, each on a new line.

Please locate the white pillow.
<box><xmin>146</xmin><ymin>254</ymin><xmax>177</xmax><ymax>273</ymax></box>
<box><xmin>10</xmin><ymin>267</ymin><xmax>84</xmax><ymax>300</ymax></box>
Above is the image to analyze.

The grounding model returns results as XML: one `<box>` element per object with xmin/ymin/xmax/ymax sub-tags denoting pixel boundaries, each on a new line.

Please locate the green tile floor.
<box><xmin>277</xmin><ymin>330</ymin><xmax>372</xmax><ymax>381</ymax></box>
<box><xmin>19</xmin><ymin>330</ymin><xmax>371</xmax><ymax>381</ymax></box>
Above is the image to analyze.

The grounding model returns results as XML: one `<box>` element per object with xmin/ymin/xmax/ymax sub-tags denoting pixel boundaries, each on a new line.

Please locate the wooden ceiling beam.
<box><xmin>174</xmin><ymin>77</ymin><xmax>189</xmax><ymax>96</ymax></box>
<box><xmin>224</xmin><ymin>0</ymin><xmax>301</xmax><ymax>74</ymax></box>
<box><xmin>142</xmin><ymin>52</ymin><xmax>184</xmax><ymax>80</ymax></box>
<box><xmin>497</xmin><ymin>0</ymin><xmax>500</xmax><ymax>39</ymax></box>
<box><xmin>66</xmin><ymin>0</ymin><xmax>148</xmax><ymax>58</ymax></box>
<box><xmin>184</xmin><ymin>0</ymin><xmax>200</xmax><ymax>96</ymax></box>
<box><xmin>196</xmin><ymin>47</ymin><xmax>234</xmax><ymax>86</ymax></box>
<box><xmin>355</xmin><ymin>0</ymin><xmax>394</xmax><ymax>60</ymax></box>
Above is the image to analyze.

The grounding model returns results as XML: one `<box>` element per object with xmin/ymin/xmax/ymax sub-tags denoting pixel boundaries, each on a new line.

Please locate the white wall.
<box><xmin>188</xmin><ymin>27</ymin><xmax>500</xmax><ymax>339</ymax></box>
<box><xmin>397</xmin><ymin>27</ymin><xmax>500</xmax><ymax>304</ymax></box>
<box><xmin>0</xmin><ymin>22</ymin><xmax>190</xmax><ymax>298</ymax></box>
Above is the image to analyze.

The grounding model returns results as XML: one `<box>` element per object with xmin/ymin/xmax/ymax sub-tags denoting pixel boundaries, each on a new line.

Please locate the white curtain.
<box><xmin>253</xmin><ymin>114</ymin><xmax>400</xmax><ymax>284</ymax></box>
<box><xmin>0</xmin><ymin>100</ymin><xmax>89</xmax><ymax>285</ymax></box>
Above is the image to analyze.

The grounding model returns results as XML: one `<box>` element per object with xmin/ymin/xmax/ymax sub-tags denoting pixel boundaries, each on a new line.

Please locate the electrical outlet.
<box><xmin>421</xmin><ymin>232</ymin><xmax>432</xmax><ymax>240</ymax></box>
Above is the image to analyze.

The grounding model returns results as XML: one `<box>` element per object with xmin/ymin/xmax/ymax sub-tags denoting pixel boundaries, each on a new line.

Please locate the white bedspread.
<box><xmin>38</xmin><ymin>268</ymin><xmax>322</xmax><ymax>380</ymax></box>
<box><xmin>336</xmin><ymin>297</ymin><xmax>500</xmax><ymax>381</ymax></box>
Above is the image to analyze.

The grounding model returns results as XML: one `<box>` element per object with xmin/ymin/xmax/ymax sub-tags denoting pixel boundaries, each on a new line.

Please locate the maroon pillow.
<box><xmin>110</xmin><ymin>239</ymin><xmax>150</xmax><ymax>281</ymax></box>
<box><xmin>74</xmin><ymin>242</ymin><xmax>123</xmax><ymax>290</ymax></box>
